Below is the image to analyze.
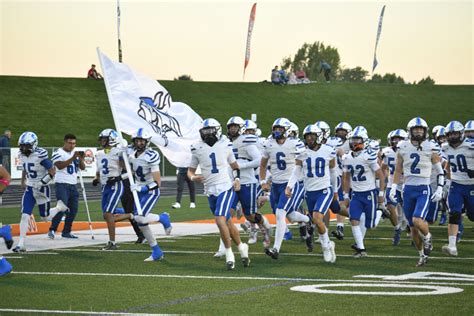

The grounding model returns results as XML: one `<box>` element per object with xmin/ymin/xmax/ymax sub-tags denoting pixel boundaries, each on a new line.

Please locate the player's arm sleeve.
<box><xmin>189</xmin><ymin>146</ymin><xmax>199</xmax><ymax>169</ymax></box>
<box><xmin>227</xmin><ymin>146</ymin><xmax>237</xmax><ymax>164</ymax></box>
<box><xmin>238</xmin><ymin>145</ymin><xmax>261</xmax><ymax>169</ymax></box>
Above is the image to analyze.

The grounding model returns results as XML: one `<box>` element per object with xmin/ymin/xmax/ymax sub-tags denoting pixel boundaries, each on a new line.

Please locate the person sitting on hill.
<box><xmin>295</xmin><ymin>68</ymin><xmax>310</xmax><ymax>84</ymax></box>
<box><xmin>87</xmin><ymin>64</ymin><xmax>103</xmax><ymax>80</ymax></box>
<box><xmin>271</xmin><ymin>66</ymin><xmax>283</xmax><ymax>85</ymax></box>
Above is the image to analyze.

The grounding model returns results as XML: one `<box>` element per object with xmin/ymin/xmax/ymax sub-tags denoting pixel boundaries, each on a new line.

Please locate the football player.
<box><xmin>441</xmin><ymin>121</ymin><xmax>474</xmax><ymax>256</ymax></box>
<box><xmin>465</xmin><ymin>120</ymin><xmax>474</xmax><ymax>140</ymax></box>
<box><xmin>260</xmin><ymin>118</ymin><xmax>311</xmax><ymax>259</ymax></box>
<box><xmin>226</xmin><ymin>117</ymin><xmax>271</xmax><ymax>248</ymax></box>
<box><xmin>128</xmin><ymin>128</ymin><xmax>172</xmax><ymax>262</ymax></box>
<box><xmin>93</xmin><ymin>129</ymin><xmax>132</xmax><ymax>250</ymax></box>
<box><xmin>188</xmin><ymin>119</ymin><xmax>250</xmax><ymax>270</ymax></box>
<box><xmin>390</xmin><ymin>117</ymin><xmax>444</xmax><ymax>267</ymax></box>
<box><xmin>286</xmin><ymin>124</ymin><xmax>337</xmax><ymax>262</ymax></box>
<box><xmin>13</xmin><ymin>132</ymin><xmax>64</xmax><ymax>252</ymax></box>
<box><xmin>381</xmin><ymin>129</ymin><xmax>408</xmax><ymax>245</ymax></box>
<box><xmin>342</xmin><ymin>127</ymin><xmax>386</xmax><ymax>257</ymax></box>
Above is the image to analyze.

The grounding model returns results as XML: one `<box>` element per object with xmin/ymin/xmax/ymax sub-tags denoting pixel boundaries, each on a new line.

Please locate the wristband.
<box><xmin>343</xmin><ymin>193</ymin><xmax>350</xmax><ymax>200</ymax></box>
<box><xmin>260</xmin><ymin>180</ymin><xmax>267</xmax><ymax>185</ymax></box>
<box><xmin>378</xmin><ymin>190</ymin><xmax>384</xmax><ymax>198</ymax></box>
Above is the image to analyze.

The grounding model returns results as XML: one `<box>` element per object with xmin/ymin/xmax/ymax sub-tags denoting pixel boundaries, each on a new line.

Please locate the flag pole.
<box><xmin>96</xmin><ymin>47</ymin><xmax>143</xmax><ymax>215</ymax></box>
<box><xmin>117</xmin><ymin>0</ymin><xmax>122</xmax><ymax>62</ymax></box>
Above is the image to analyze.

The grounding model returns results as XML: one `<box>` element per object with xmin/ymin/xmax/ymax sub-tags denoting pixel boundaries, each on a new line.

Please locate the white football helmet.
<box><xmin>445</xmin><ymin>120</ymin><xmax>464</xmax><ymax>146</ymax></box>
<box><xmin>18</xmin><ymin>131</ymin><xmax>38</xmax><ymax>155</ymax></box>
<box><xmin>386</xmin><ymin>130</ymin><xmax>394</xmax><ymax>146</ymax></box>
<box><xmin>272</xmin><ymin>118</ymin><xmax>291</xmax><ymax>139</ymax></box>
<box><xmin>407</xmin><ymin>117</ymin><xmax>429</xmax><ymax>142</ymax></box>
<box><xmin>315</xmin><ymin>121</ymin><xmax>330</xmax><ymax>140</ymax></box>
<box><xmin>432</xmin><ymin>125</ymin><xmax>444</xmax><ymax>138</ymax></box>
<box><xmin>131</xmin><ymin>128</ymin><xmax>152</xmax><ymax>150</ymax></box>
<box><xmin>464</xmin><ymin>120</ymin><xmax>474</xmax><ymax>132</ymax></box>
<box><xmin>200</xmin><ymin>118</ymin><xmax>222</xmax><ymax>146</ymax></box>
<box><xmin>288</xmin><ymin>122</ymin><xmax>299</xmax><ymax>138</ymax></box>
<box><xmin>226</xmin><ymin>116</ymin><xmax>245</xmax><ymax>137</ymax></box>
<box><xmin>335</xmin><ymin>122</ymin><xmax>353</xmax><ymax>133</ymax></box>
<box><xmin>242</xmin><ymin>119</ymin><xmax>258</xmax><ymax>134</ymax></box>
<box><xmin>349</xmin><ymin>126</ymin><xmax>369</xmax><ymax>152</ymax></box>
<box><xmin>255</xmin><ymin>128</ymin><xmax>262</xmax><ymax>137</ymax></box>
<box><xmin>303</xmin><ymin>124</ymin><xmax>323</xmax><ymax>148</ymax></box>
<box><xmin>98</xmin><ymin>128</ymin><xmax>120</xmax><ymax>147</ymax></box>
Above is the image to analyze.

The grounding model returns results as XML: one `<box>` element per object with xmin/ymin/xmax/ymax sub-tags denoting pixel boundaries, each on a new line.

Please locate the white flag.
<box><xmin>372</xmin><ymin>5</ymin><xmax>386</xmax><ymax>73</ymax></box>
<box><xmin>98</xmin><ymin>50</ymin><xmax>202</xmax><ymax>167</ymax></box>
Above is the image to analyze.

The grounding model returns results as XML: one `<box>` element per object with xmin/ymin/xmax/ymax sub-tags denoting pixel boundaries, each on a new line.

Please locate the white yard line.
<box><xmin>10</xmin><ymin>271</ymin><xmax>474</xmax><ymax>286</ymax></box>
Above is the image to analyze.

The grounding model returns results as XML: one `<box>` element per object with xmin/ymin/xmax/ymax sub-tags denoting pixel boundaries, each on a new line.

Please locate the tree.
<box><xmin>174</xmin><ymin>74</ymin><xmax>193</xmax><ymax>81</ymax></box>
<box><xmin>340</xmin><ymin>66</ymin><xmax>369</xmax><ymax>82</ymax></box>
<box><xmin>280</xmin><ymin>41</ymin><xmax>341</xmax><ymax>81</ymax></box>
<box><xmin>417</xmin><ymin>76</ymin><xmax>435</xmax><ymax>85</ymax></box>
<box><xmin>369</xmin><ymin>73</ymin><xmax>405</xmax><ymax>84</ymax></box>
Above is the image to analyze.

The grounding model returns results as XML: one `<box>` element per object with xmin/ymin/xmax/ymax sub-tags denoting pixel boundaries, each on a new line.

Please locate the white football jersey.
<box><xmin>19</xmin><ymin>147</ymin><xmax>51</xmax><ymax>186</ymax></box>
<box><xmin>52</xmin><ymin>148</ymin><xmax>79</xmax><ymax>185</ymax></box>
<box><xmin>381</xmin><ymin>146</ymin><xmax>404</xmax><ymax>188</ymax></box>
<box><xmin>444</xmin><ymin>139</ymin><xmax>474</xmax><ymax>185</ymax></box>
<box><xmin>262</xmin><ymin>137</ymin><xmax>305</xmax><ymax>184</ymax></box>
<box><xmin>397</xmin><ymin>139</ymin><xmax>438</xmax><ymax>186</ymax></box>
<box><xmin>96</xmin><ymin>147</ymin><xmax>123</xmax><ymax>185</ymax></box>
<box><xmin>298</xmin><ymin>144</ymin><xmax>336</xmax><ymax>191</ymax></box>
<box><xmin>232</xmin><ymin>134</ymin><xmax>261</xmax><ymax>184</ymax></box>
<box><xmin>190</xmin><ymin>137</ymin><xmax>236</xmax><ymax>194</ymax></box>
<box><xmin>129</xmin><ymin>149</ymin><xmax>160</xmax><ymax>186</ymax></box>
<box><xmin>343</xmin><ymin>148</ymin><xmax>380</xmax><ymax>192</ymax></box>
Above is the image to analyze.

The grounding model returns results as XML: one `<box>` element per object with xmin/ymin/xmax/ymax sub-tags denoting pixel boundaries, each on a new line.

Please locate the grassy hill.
<box><xmin>1</xmin><ymin>76</ymin><xmax>472</xmax><ymax>173</ymax></box>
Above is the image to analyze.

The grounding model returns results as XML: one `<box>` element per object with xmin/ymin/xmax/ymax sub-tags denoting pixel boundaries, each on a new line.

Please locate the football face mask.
<box><xmin>200</xmin><ymin>127</ymin><xmax>219</xmax><ymax>146</ymax></box>
<box><xmin>349</xmin><ymin>137</ymin><xmax>365</xmax><ymax>152</ymax></box>
<box><xmin>19</xmin><ymin>144</ymin><xmax>33</xmax><ymax>155</ymax></box>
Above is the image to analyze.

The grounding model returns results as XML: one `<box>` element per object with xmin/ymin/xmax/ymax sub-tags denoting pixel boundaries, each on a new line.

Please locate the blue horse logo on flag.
<box><xmin>137</xmin><ymin>92</ymin><xmax>182</xmax><ymax>146</ymax></box>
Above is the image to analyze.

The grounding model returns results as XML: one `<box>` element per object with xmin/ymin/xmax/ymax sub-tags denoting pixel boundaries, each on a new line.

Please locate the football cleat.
<box><xmin>213</xmin><ymin>250</ymin><xmax>226</xmax><ymax>258</ymax></box>
<box><xmin>135</xmin><ymin>236</ymin><xmax>146</xmax><ymax>244</ymax></box>
<box><xmin>284</xmin><ymin>231</ymin><xmax>293</xmax><ymax>240</ymax></box>
<box><xmin>305</xmin><ymin>225</ymin><xmax>314</xmax><ymax>252</ymax></box>
<box><xmin>331</xmin><ymin>226</ymin><xmax>344</xmax><ymax>240</ymax></box>
<box><xmin>144</xmin><ymin>245</ymin><xmax>164</xmax><ymax>262</ymax></box>
<box><xmin>241</xmin><ymin>257</ymin><xmax>250</xmax><ymax>268</ymax></box>
<box><xmin>159</xmin><ymin>212</ymin><xmax>172</xmax><ymax>235</ymax></box>
<box><xmin>265</xmin><ymin>247</ymin><xmax>279</xmax><ymax>260</ymax></box>
<box><xmin>0</xmin><ymin>257</ymin><xmax>13</xmax><ymax>276</ymax></box>
<box><xmin>61</xmin><ymin>233</ymin><xmax>78</xmax><ymax>239</ymax></box>
<box><xmin>423</xmin><ymin>234</ymin><xmax>433</xmax><ymax>255</ymax></box>
<box><xmin>0</xmin><ymin>225</ymin><xmax>13</xmax><ymax>249</ymax></box>
<box><xmin>353</xmin><ymin>248</ymin><xmax>367</xmax><ymax>258</ymax></box>
<box><xmin>392</xmin><ymin>228</ymin><xmax>402</xmax><ymax>246</ymax></box>
<box><xmin>299</xmin><ymin>225</ymin><xmax>307</xmax><ymax>242</ymax></box>
<box><xmin>441</xmin><ymin>245</ymin><xmax>458</xmax><ymax>257</ymax></box>
<box><xmin>416</xmin><ymin>254</ymin><xmax>428</xmax><ymax>267</ymax></box>
<box><xmin>102</xmin><ymin>242</ymin><xmax>119</xmax><ymax>251</ymax></box>
<box><xmin>47</xmin><ymin>230</ymin><xmax>55</xmax><ymax>240</ymax></box>
<box><xmin>248</xmin><ymin>229</ymin><xmax>258</xmax><ymax>245</ymax></box>
<box><xmin>322</xmin><ymin>243</ymin><xmax>333</xmax><ymax>263</ymax></box>
<box><xmin>189</xmin><ymin>202</ymin><xmax>196</xmax><ymax>209</ymax></box>
<box><xmin>12</xmin><ymin>246</ymin><xmax>26</xmax><ymax>253</ymax></box>
<box><xmin>226</xmin><ymin>261</ymin><xmax>235</xmax><ymax>270</ymax></box>
<box><xmin>240</xmin><ymin>221</ymin><xmax>250</xmax><ymax>233</ymax></box>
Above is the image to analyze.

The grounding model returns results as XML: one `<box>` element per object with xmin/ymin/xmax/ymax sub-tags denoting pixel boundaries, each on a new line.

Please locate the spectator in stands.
<box><xmin>87</xmin><ymin>64</ymin><xmax>103</xmax><ymax>80</ymax></box>
<box><xmin>320</xmin><ymin>61</ymin><xmax>331</xmax><ymax>82</ymax></box>
<box><xmin>271</xmin><ymin>66</ymin><xmax>282</xmax><ymax>85</ymax></box>
<box><xmin>0</xmin><ymin>130</ymin><xmax>12</xmax><ymax>173</ymax></box>
<box><xmin>172</xmin><ymin>167</ymin><xmax>196</xmax><ymax>209</ymax></box>
<box><xmin>278</xmin><ymin>68</ymin><xmax>289</xmax><ymax>84</ymax></box>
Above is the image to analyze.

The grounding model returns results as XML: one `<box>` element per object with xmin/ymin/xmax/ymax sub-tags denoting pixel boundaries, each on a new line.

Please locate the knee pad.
<box><xmin>449</xmin><ymin>212</ymin><xmax>461</xmax><ymax>225</ymax></box>
<box><xmin>330</xmin><ymin>200</ymin><xmax>340</xmax><ymax>214</ymax></box>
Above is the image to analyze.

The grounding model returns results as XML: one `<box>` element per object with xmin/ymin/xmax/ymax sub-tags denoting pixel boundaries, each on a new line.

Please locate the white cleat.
<box><xmin>213</xmin><ymin>250</ymin><xmax>226</xmax><ymax>258</ymax></box>
<box><xmin>322</xmin><ymin>243</ymin><xmax>332</xmax><ymax>263</ymax></box>
<box><xmin>248</xmin><ymin>230</ymin><xmax>258</xmax><ymax>245</ymax></box>
<box><xmin>144</xmin><ymin>255</ymin><xmax>164</xmax><ymax>262</ymax></box>
<box><xmin>442</xmin><ymin>245</ymin><xmax>458</xmax><ymax>257</ymax></box>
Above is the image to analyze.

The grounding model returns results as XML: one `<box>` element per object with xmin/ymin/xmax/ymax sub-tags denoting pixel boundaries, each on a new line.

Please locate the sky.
<box><xmin>0</xmin><ymin>0</ymin><xmax>472</xmax><ymax>84</ymax></box>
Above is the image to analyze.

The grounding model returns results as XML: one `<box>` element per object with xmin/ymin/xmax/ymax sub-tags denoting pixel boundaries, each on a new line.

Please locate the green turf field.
<box><xmin>0</xmin><ymin>220</ymin><xmax>473</xmax><ymax>315</ymax></box>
